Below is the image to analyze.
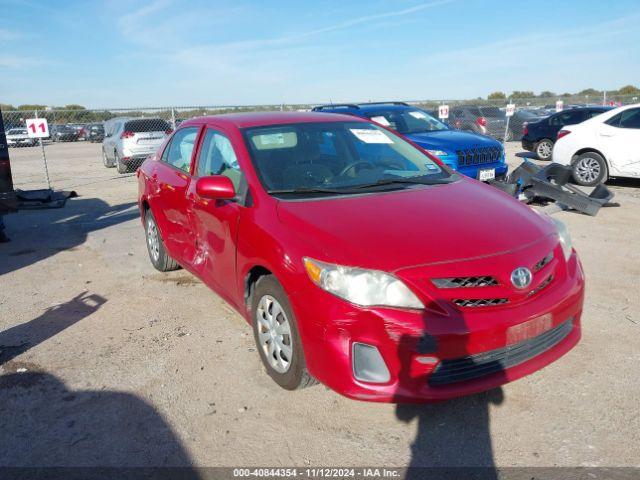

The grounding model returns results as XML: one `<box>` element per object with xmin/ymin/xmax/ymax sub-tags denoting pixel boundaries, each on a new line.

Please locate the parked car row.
<box><xmin>521</xmin><ymin>106</ymin><xmax>612</xmax><ymax>160</ymax></box>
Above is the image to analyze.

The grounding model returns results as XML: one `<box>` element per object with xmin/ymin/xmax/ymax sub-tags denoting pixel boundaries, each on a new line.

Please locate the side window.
<box><xmin>196</xmin><ymin>129</ymin><xmax>241</xmax><ymax>189</ymax></box>
<box><xmin>618</xmin><ymin>109</ymin><xmax>640</xmax><ymax>129</ymax></box>
<box><xmin>161</xmin><ymin>127</ymin><xmax>198</xmax><ymax>173</ymax></box>
<box><xmin>588</xmin><ymin>110</ymin><xmax>605</xmax><ymax>119</ymax></box>
<box><xmin>550</xmin><ymin>111</ymin><xmax>583</xmax><ymax>126</ymax></box>
<box><xmin>605</xmin><ymin>113</ymin><xmax>622</xmax><ymax>127</ymax></box>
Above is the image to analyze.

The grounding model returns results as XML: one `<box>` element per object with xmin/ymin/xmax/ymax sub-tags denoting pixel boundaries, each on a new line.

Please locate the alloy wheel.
<box><xmin>146</xmin><ymin>217</ymin><xmax>160</xmax><ymax>262</ymax></box>
<box><xmin>536</xmin><ymin>141</ymin><xmax>553</xmax><ymax>159</ymax></box>
<box><xmin>256</xmin><ymin>295</ymin><xmax>293</xmax><ymax>373</ymax></box>
<box><xmin>574</xmin><ymin>157</ymin><xmax>601</xmax><ymax>184</ymax></box>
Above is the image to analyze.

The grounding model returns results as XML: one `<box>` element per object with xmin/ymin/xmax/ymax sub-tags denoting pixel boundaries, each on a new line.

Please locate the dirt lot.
<box><xmin>1</xmin><ymin>140</ymin><xmax>639</xmax><ymax>469</ymax></box>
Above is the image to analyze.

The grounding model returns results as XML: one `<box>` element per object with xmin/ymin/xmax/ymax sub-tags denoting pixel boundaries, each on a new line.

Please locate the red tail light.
<box><xmin>121</xmin><ymin>130</ymin><xmax>135</xmax><ymax>139</ymax></box>
<box><xmin>165</xmin><ymin>128</ymin><xmax>173</xmax><ymax>135</ymax></box>
<box><xmin>557</xmin><ymin>130</ymin><xmax>571</xmax><ymax>140</ymax></box>
<box><xmin>523</xmin><ymin>124</ymin><xmax>528</xmax><ymax>136</ymax></box>
<box><xmin>454</xmin><ymin>120</ymin><xmax>461</xmax><ymax>129</ymax></box>
<box><xmin>476</xmin><ymin>116</ymin><xmax>487</xmax><ymax>127</ymax></box>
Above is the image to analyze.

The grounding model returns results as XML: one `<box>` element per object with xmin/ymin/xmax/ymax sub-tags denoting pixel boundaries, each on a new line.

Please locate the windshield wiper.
<box><xmin>350</xmin><ymin>176</ymin><xmax>452</xmax><ymax>189</ymax></box>
<box><xmin>267</xmin><ymin>187</ymin><xmax>358</xmax><ymax>195</ymax></box>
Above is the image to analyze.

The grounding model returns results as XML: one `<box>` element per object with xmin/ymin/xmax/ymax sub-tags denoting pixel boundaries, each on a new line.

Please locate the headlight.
<box><xmin>551</xmin><ymin>218</ymin><xmax>573</xmax><ymax>260</ymax></box>
<box><xmin>426</xmin><ymin>149</ymin><xmax>448</xmax><ymax>157</ymax></box>
<box><xmin>303</xmin><ymin>258</ymin><xmax>424</xmax><ymax>309</ymax></box>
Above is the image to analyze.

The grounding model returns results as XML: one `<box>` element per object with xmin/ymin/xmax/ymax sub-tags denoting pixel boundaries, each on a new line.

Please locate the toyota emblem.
<box><xmin>511</xmin><ymin>267</ymin><xmax>532</xmax><ymax>289</ymax></box>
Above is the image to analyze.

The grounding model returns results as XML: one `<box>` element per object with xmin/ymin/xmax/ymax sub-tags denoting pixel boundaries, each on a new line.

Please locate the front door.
<box><xmin>600</xmin><ymin>108</ymin><xmax>640</xmax><ymax>178</ymax></box>
<box><xmin>187</xmin><ymin>128</ymin><xmax>244</xmax><ymax>301</ymax></box>
<box><xmin>154</xmin><ymin>126</ymin><xmax>201</xmax><ymax>263</ymax></box>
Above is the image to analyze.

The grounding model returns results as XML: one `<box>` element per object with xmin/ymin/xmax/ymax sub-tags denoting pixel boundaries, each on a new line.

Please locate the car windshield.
<box><xmin>8</xmin><ymin>129</ymin><xmax>27</xmax><ymax>135</ymax></box>
<box><xmin>366</xmin><ymin>109</ymin><xmax>449</xmax><ymax>134</ymax></box>
<box><xmin>243</xmin><ymin>121</ymin><xmax>452</xmax><ymax>197</ymax></box>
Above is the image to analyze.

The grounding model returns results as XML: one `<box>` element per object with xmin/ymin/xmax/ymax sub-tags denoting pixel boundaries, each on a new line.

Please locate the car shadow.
<box><xmin>0</xmin><ymin>371</ymin><xmax>200</xmax><ymax>476</ymax></box>
<box><xmin>394</xmin><ymin>305</ymin><xmax>507</xmax><ymax>479</ymax></box>
<box><xmin>0</xmin><ymin>291</ymin><xmax>106</xmax><ymax>367</ymax></box>
<box><xmin>0</xmin><ymin>198</ymin><xmax>139</xmax><ymax>276</ymax></box>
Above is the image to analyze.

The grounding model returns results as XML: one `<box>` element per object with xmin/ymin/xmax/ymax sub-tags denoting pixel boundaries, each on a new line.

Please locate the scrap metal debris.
<box><xmin>489</xmin><ymin>161</ymin><xmax>614</xmax><ymax>216</ymax></box>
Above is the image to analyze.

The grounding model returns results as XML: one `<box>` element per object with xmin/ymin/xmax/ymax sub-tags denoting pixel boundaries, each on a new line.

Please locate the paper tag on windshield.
<box><xmin>408</xmin><ymin>111</ymin><xmax>427</xmax><ymax>119</ymax></box>
<box><xmin>349</xmin><ymin>129</ymin><xmax>393</xmax><ymax>144</ymax></box>
<box><xmin>370</xmin><ymin>116</ymin><xmax>391</xmax><ymax>126</ymax></box>
<box><xmin>260</xmin><ymin>133</ymin><xmax>285</xmax><ymax>145</ymax></box>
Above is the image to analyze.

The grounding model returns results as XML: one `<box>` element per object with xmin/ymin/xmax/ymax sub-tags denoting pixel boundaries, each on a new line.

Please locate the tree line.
<box><xmin>487</xmin><ymin>85</ymin><xmax>640</xmax><ymax>100</ymax></box>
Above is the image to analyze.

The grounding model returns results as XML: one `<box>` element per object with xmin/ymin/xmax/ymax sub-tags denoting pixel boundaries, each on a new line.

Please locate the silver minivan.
<box><xmin>102</xmin><ymin>118</ymin><xmax>172</xmax><ymax>173</ymax></box>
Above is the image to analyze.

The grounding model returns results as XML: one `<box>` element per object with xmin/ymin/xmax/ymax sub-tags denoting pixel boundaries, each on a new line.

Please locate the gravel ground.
<box><xmin>1</xmin><ymin>140</ymin><xmax>639</xmax><ymax>469</ymax></box>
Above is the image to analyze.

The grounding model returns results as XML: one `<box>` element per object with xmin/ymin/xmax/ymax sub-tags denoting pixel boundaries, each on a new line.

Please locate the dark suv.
<box><xmin>449</xmin><ymin>106</ymin><xmax>508</xmax><ymax>140</ymax></box>
<box><xmin>522</xmin><ymin>106</ymin><xmax>611</xmax><ymax>160</ymax></box>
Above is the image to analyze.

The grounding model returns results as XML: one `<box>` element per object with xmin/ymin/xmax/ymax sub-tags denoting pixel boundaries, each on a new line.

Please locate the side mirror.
<box><xmin>196</xmin><ymin>175</ymin><xmax>236</xmax><ymax>200</ymax></box>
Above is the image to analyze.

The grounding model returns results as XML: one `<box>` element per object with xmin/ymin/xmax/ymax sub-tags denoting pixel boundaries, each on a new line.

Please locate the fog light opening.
<box><xmin>352</xmin><ymin>342</ymin><xmax>390</xmax><ymax>384</ymax></box>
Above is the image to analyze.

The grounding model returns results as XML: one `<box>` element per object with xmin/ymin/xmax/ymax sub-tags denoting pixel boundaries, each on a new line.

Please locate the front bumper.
<box><xmin>293</xmin><ymin>252</ymin><xmax>584</xmax><ymax>403</ymax></box>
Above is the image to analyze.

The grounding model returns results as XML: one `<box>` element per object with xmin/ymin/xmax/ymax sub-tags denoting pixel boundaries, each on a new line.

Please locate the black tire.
<box><xmin>571</xmin><ymin>152</ymin><xmax>608</xmax><ymax>187</ymax></box>
<box><xmin>251</xmin><ymin>275</ymin><xmax>316</xmax><ymax>390</ymax></box>
<box><xmin>144</xmin><ymin>210</ymin><xmax>180</xmax><ymax>272</ymax></box>
<box><xmin>535</xmin><ymin>139</ymin><xmax>554</xmax><ymax>160</ymax></box>
<box><xmin>102</xmin><ymin>149</ymin><xmax>114</xmax><ymax>168</ymax></box>
<box><xmin>115</xmin><ymin>151</ymin><xmax>128</xmax><ymax>174</ymax></box>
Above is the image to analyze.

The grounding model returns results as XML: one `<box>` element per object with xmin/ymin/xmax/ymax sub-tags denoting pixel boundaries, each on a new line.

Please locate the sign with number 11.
<box><xmin>25</xmin><ymin>118</ymin><xmax>49</xmax><ymax>138</ymax></box>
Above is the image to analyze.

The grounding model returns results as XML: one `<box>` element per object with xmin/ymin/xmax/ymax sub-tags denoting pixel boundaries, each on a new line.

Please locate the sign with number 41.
<box><xmin>26</xmin><ymin>118</ymin><xmax>49</xmax><ymax>138</ymax></box>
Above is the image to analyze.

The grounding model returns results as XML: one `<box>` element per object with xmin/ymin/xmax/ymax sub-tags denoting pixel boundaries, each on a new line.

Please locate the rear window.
<box><xmin>479</xmin><ymin>107</ymin><xmax>501</xmax><ymax>116</ymax></box>
<box><xmin>124</xmin><ymin>119</ymin><xmax>171</xmax><ymax>133</ymax></box>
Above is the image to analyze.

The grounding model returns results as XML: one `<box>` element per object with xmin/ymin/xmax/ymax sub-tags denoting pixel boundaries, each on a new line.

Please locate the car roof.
<box><xmin>181</xmin><ymin>111</ymin><xmax>365</xmax><ymax>129</ymax></box>
<box><xmin>312</xmin><ymin>102</ymin><xmax>417</xmax><ymax>115</ymax></box>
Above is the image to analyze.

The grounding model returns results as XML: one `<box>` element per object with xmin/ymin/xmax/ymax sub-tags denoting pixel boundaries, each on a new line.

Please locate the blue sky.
<box><xmin>1</xmin><ymin>0</ymin><xmax>640</xmax><ymax>108</ymax></box>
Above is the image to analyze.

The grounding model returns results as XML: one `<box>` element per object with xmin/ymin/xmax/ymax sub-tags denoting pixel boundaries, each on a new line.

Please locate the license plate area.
<box><xmin>506</xmin><ymin>313</ymin><xmax>553</xmax><ymax>345</ymax></box>
<box><xmin>478</xmin><ymin>168</ymin><xmax>496</xmax><ymax>181</ymax></box>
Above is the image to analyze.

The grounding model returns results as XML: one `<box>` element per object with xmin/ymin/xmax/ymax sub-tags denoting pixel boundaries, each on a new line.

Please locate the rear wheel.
<box><xmin>572</xmin><ymin>152</ymin><xmax>608</xmax><ymax>186</ymax></box>
<box><xmin>535</xmin><ymin>139</ymin><xmax>554</xmax><ymax>160</ymax></box>
<box><xmin>251</xmin><ymin>275</ymin><xmax>316</xmax><ymax>390</ymax></box>
<box><xmin>145</xmin><ymin>210</ymin><xmax>180</xmax><ymax>272</ymax></box>
<box><xmin>115</xmin><ymin>151</ymin><xmax>128</xmax><ymax>174</ymax></box>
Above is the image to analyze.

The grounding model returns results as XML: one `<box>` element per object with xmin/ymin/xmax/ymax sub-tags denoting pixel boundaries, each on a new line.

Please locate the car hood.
<box><xmin>7</xmin><ymin>134</ymin><xmax>29</xmax><ymax>139</ymax></box>
<box><xmin>406</xmin><ymin>130</ymin><xmax>500</xmax><ymax>152</ymax></box>
<box><xmin>276</xmin><ymin>178</ymin><xmax>556</xmax><ymax>272</ymax></box>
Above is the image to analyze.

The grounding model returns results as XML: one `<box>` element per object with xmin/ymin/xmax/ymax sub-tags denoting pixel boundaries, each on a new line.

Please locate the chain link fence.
<box><xmin>2</xmin><ymin>94</ymin><xmax>638</xmax><ymax>190</ymax></box>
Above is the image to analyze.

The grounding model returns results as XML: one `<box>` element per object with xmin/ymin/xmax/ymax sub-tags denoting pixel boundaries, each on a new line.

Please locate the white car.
<box><xmin>552</xmin><ymin>104</ymin><xmax>640</xmax><ymax>186</ymax></box>
<box><xmin>5</xmin><ymin>128</ymin><xmax>37</xmax><ymax>148</ymax></box>
<box><xmin>102</xmin><ymin>117</ymin><xmax>172</xmax><ymax>174</ymax></box>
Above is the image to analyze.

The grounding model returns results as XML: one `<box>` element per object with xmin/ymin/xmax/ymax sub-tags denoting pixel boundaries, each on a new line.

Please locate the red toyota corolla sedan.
<box><xmin>137</xmin><ymin>112</ymin><xmax>584</xmax><ymax>402</ymax></box>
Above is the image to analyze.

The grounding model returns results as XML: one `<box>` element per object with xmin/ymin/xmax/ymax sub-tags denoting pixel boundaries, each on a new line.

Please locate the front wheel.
<box><xmin>251</xmin><ymin>275</ymin><xmax>316</xmax><ymax>390</ymax></box>
<box><xmin>572</xmin><ymin>152</ymin><xmax>608</xmax><ymax>186</ymax></box>
<box><xmin>102</xmin><ymin>149</ymin><xmax>113</xmax><ymax>168</ymax></box>
<box><xmin>145</xmin><ymin>210</ymin><xmax>180</xmax><ymax>272</ymax></box>
<box><xmin>535</xmin><ymin>139</ymin><xmax>554</xmax><ymax>160</ymax></box>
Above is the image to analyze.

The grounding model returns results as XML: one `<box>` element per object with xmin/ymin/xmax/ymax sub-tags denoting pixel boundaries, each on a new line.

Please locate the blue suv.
<box><xmin>312</xmin><ymin>102</ymin><xmax>507</xmax><ymax>181</ymax></box>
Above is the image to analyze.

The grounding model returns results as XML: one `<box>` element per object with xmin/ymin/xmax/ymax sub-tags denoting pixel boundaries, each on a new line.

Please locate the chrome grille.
<box><xmin>533</xmin><ymin>252</ymin><xmax>554</xmax><ymax>272</ymax></box>
<box><xmin>453</xmin><ymin>298</ymin><xmax>508</xmax><ymax>308</ymax></box>
<box><xmin>528</xmin><ymin>275</ymin><xmax>553</xmax><ymax>296</ymax></box>
<box><xmin>432</xmin><ymin>276</ymin><xmax>498</xmax><ymax>289</ymax></box>
<box><xmin>456</xmin><ymin>147</ymin><xmax>503</xmax><ymax>166</ymax></box>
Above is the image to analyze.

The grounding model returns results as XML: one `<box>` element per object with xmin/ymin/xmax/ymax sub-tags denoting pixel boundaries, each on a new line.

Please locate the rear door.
<box><xmin>188</xmin><ymin>127</ymin><xmax>245</xmax><ymax>301</ymax></box>
<box><xmin>153</xmin><ymin>126</ymin><xmax>201</xmax><ymax>263</ymax></box>
<box><xmin>600</xmin><ymin>108</ymin><xmax>640</xmax><ymax>177</ymax></box>
<box><xmin>548</xmin><ymin>110</ymin><xmax>586</xmax><ymax>138</ymax></box>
